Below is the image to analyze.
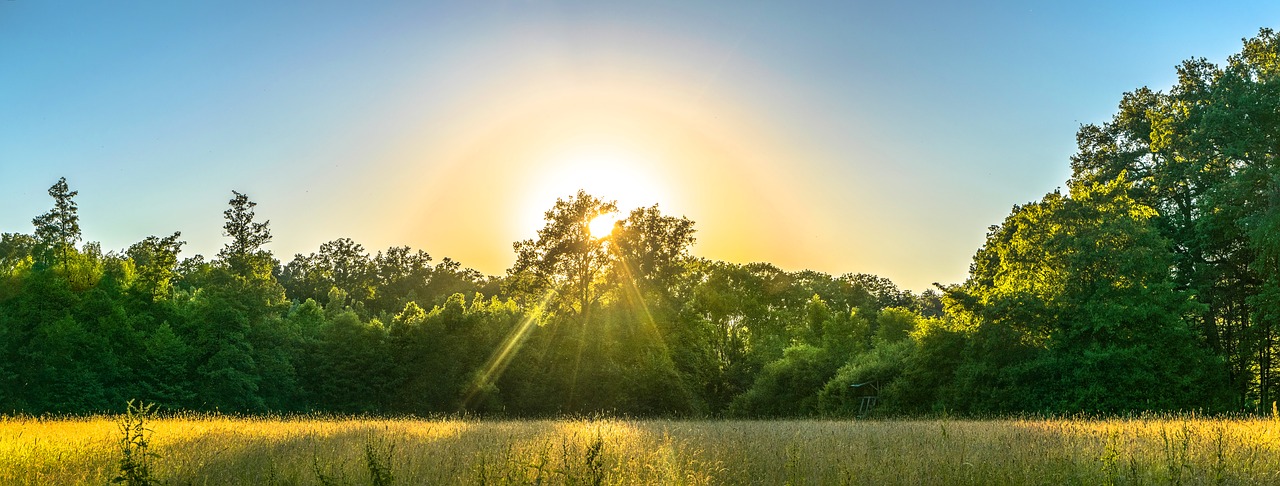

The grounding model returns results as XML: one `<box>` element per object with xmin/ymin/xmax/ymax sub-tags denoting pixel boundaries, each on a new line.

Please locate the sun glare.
<box><xmin>588</xmin><ymin>212</ymin><xmax>620</xmax><ymax>239</ymax></box>
<box><xmin>516</xmin><ymin>144</ymin><xmax>674</xmax><ymax>238</ymax></box>
<box><xmin>555</xmin><ymin>149</ymin><xmax>668</xmax><ymax>207</ymax></box>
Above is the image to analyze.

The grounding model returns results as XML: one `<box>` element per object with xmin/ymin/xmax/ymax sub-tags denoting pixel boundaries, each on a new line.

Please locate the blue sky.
<box><xmin>2</xmin><ymin>1</ymin><xmax>1277</xmax><ymax>291</ymax></box>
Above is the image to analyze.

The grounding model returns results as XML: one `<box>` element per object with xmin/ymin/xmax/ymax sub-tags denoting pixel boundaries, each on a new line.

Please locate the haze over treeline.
<box><xmin>4</xmin><ymin>30</ymin><xmax>1280</xmax><ymax>416</ymax></box>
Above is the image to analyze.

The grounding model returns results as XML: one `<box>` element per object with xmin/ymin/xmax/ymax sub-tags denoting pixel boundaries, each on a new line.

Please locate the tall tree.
<box><xmin>217</xmin><ymin>191</ymin><xmax>273</xmax><ymax>279</ymax></box>
<box><xmin>508</xmin><ymin>190</ymin><xmax>618</xmax><ymax>318</ymax></box>
<box><xmin>1066</xmin><ymin>28</ymin><xmax>1280</xmax><ymax>408</ymax></box>
<box><xmin>31</xmin><ymin>177</ymin><xmax>81</xmax><ymax>267</ymax></box>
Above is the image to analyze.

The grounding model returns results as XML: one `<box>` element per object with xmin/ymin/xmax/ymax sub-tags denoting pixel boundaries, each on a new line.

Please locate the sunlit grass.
<box><xmin>6</xmin><ymin>414</ymin><xmax>1280</xmax><ymax>484</ymax></box>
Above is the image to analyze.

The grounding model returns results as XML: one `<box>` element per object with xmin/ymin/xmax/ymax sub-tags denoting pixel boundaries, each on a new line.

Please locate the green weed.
<box><xmin>112</xmin><ymin>400</ymin><xmax>161</xmax><ymax>486</ymax></box>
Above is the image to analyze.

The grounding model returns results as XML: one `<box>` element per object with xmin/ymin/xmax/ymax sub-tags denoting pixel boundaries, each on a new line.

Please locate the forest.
<box><xmin>4</xmin><ymin>29</ymin><xmax>1280</xmax><ymax>417</ymax></box>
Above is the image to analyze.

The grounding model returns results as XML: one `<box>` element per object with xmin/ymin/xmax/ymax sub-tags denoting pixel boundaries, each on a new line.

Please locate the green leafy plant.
<box><xmin>365</xmin><ymin>435</ymin><xmax>396</xmax><ymax>486</ymax></box>
<box><xmin>112</xmin><ymin>400</ymin><xmax>161</xmax><ymax>486</ymax></box>
<box><xmin>584</xmin><ymin>432</ymin><xmax>605</xmax><ymax>486</ymax></box>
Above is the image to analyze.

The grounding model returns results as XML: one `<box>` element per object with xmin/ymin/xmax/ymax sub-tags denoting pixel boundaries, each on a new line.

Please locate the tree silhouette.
<box><xmin>32</xmin><ymin>177</ymin><xmax>81</xmax><ymax>267</ymax></box>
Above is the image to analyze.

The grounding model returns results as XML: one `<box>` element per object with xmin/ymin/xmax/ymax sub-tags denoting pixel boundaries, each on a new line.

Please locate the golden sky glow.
<box><xmin>400</xmin><ymin>75</ymin><xmax>823</xmax><ymax>278</ymax></box>
<box><xmin>10</xmin><ymin>3</ymin><xmax>1273</xmax><ymax>291</ymax></box>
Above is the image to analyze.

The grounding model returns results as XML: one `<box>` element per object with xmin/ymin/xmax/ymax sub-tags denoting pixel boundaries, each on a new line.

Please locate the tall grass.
<box><xmin>4</xmin><ymin>413</ymin><xmax>1280</xmax><ymax>485</ymax></box>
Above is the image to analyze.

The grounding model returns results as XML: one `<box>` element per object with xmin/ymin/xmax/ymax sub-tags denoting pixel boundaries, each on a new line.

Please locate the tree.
<box><xmin>217</xmin><ymin>191</ymin><xmax>273</xmax><ymax>279</ymax></box>
<box><xmin>310</xmin><ymin>310</ymin><xmax>391</xmax><ymax>413</ymax></box>
<box><xmin>139</xmin><ymin>322</ymin><xmax>195</xmax><ymax>408</ymax></box>
<box><xmin>32</xmin><ymin>177</ymin><xmax>81</xmax><ymax>267</ymax></box>
<box><xmin>611</xmin><ymin>204</ymin><xmax>696</xmax><ymax>294</ymax></box>
<box><xmin>729</xmin><ymin>343</ymin><xmax>830</xmax><ymax>417</ymax></box>
<box><xmin>1064</xmin><ymin>29</ymin><xmax>1280</xmax><ymax>408</ymax></box>
<box><xmin>0</xmin><ymin>233</ymin><xmax>37</xmax><ymax>300</ymax></box>
<box><xmin>508</xmin><ymin>190</ymin><xmax>618</xmax><ymax>318</ymax></box>
<box><xmin>944</xmin><ymin>176</ymin><xmax>1225</xmax><ymax>412</ymax></box>
<box><xmin>874</xmin><ymin>307</ymin><xmax>918</xmax><ymax>345</ymax></box>
<box><xmin>279</xmin><ymin>238</ymin><xmax>376</xmax><ymax>310</ymax></box>
<box><xmin>126</xmin><ymin>233</ymin><xmax>184</xmax><ymax>301</ymax></box>
<box><xmin>419</xmin><ymin>257</ymin><xmax>491</xmax><ymax>307</ymax></box>
<box><xmin>369</xmin><ymin>246</ymin><xmax>433</xmax><ymax>313</ymax></box>
<box><xmin>503</xmin><ymin>192</ymin><xmax>709</xmax><ymax>413</ymax></box>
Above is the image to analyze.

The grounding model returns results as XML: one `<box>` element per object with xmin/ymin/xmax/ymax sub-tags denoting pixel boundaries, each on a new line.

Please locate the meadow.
<box><xmin>4</xmin><ymin>412</ymin><xmax>1280</xmax><ymax>485</ymax></box>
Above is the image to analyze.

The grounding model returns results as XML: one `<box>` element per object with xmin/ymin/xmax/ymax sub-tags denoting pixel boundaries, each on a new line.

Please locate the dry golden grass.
<box><xmin>4</xmin><ymin>413</ymin><xmax>1280</xmax><ymax>485</ymax></box>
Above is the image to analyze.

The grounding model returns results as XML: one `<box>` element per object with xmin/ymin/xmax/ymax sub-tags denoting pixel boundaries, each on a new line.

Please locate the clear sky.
<box><xmin>2</xmin><ymin>1</ymin><xmax>1277</xmax><ymax>291</ymax></box>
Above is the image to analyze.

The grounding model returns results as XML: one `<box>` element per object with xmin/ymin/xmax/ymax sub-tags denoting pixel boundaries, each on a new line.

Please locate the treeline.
<box><xmin>0</xmin><ymin>184</ymin><xmax>933</xmax><ymax>415</ymax></box>
<box><xmin>4</xmin><ymin>29</ymin><xmax>1280</xmax><ymax>416</ymax></box>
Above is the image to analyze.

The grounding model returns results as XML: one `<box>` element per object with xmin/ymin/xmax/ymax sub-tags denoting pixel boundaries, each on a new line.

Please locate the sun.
<box><xmin>516</xmin><ymin>143</ymin><xmax>673</xmax><ymax>238</ymax></box>
<box><xmin>588</xmin><ymin>212</ymin><xmax>620</xmax><ymax>239</ymax></box>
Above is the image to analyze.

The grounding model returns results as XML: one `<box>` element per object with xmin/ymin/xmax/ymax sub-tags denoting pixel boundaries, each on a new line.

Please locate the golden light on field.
<box><xmin>11</xmin><ymin>415</ymin><xmax>1280</xmax><ymax>484</ymax></box>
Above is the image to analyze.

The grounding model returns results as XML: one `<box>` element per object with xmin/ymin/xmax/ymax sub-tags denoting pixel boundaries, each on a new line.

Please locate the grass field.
<box><xmin>4</xmin><ymin>412</ymin><xmax>1280</xmax><ymax>485</ymax></box>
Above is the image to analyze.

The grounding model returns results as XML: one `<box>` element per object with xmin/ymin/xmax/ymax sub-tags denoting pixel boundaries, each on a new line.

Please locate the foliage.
<box><xmin>0</xmin><ymin>175</ymin><xmax>1224</xmax><ymax>416</ymax></box>
<box><xmin>940</xmin><ymin>176</ymin><xmax>1225</xmax><ymax>413</ymax></box>
<box><xmin>1066</xmin><ymin>28</ymin><xmax>1280</xmax><ymax>410</ymax></box>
